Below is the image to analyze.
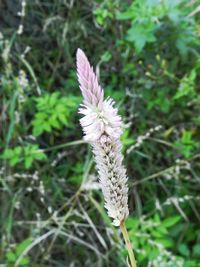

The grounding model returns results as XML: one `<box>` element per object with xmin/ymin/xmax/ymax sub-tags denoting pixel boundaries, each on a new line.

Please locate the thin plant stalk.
<box><xmin>120</xmin><ymin>221</ymin><xmax>137</xmax><ymax>267</ymax></box>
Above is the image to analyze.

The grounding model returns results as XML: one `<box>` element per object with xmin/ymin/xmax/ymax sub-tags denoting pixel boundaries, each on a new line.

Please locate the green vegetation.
<box><xmin>0</xmin><ymin>0</ymin><xmax>200</xmax><ymax>266</ymax></box>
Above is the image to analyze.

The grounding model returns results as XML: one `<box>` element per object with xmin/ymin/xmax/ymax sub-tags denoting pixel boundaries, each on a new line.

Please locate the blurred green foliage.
<box><xmin>2</xmin><ymin>144</ymin><xmax>46</xmax><ymax>169</ymax></box>
<box><xmin>116</xmin><ymin>0</ymin><xmax>198</xmax><ymax>55</ymax></box>
<box><xmin>32</xmin><ymin>92</ymin><xmax>79</xmax><ymax>136</ymax></box>
<box><xmin>0</xmin><ymin>0</ymin><xmax>200</xmax><ymax>266</ymax></box>
<box><xmin>6</xmin><ymin>238</ymin><xmax>32</xmax><ymax>267</ymax></box>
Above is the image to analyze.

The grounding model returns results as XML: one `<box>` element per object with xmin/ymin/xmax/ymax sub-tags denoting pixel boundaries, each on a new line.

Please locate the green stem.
<box><xmin>120</xmin><ymin>220</ymin><xmax>137</xmax><ymax>267</ymax></box>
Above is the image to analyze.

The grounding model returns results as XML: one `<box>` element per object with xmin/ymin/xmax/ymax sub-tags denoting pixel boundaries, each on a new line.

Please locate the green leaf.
<box><xmin>192</xmin><ymin>244</ymin><xmax>200</xmax><ymax>257</ymax></box>
<box><xmin>34</xmin><ymin>112</ymin><xmax>47</xmax><ymax>120</ymax></box>
<box><xmin>43</xmin><ymin>123</ymin><xmax>52</xmax><ymax>132</ymax></box>
<box><xmin>149</xmin><ymin>248</ymin><xmax>159</xmax><ymax>260</ymax></box>
<box><xmin>157</xmin><ymin>238</ymin><xmax>173</xmax><ymax>248</ymax></box>
<box><xmin>15</xmin><ymin>147</ymin><xmax>22</xmax><ymax>155</ymax></box>
<box><xmin>156</xmin><ymin>225</ymin><xmax>168</xmax><ymax>235</ymax></box>
<box><xmin>6</xmin><ymin>251</ymin><xmax>16</xmax><ymax>262</ymax></box>
<box><xmin>126</xmin><ymin>218</ymin><xmax>139</xmax><ymax>231</ymax></box>
<box><xmin>33</xmin><ymin>152</ymin><xmax>47</xmax><ymax>160</ymax></box>
<box><xmin>50</xmin><ymin>116</ymin><xmax>60</xmax><ymax>129</ymax></box>
<box><xmin>58</xmin><ymin>113</ymin><xmax>68</xmax><ymax>125</ymax></box>
<box><xmin>10</xmin><ymin>156</ymin><xmax>20</xmax><ymax>166</ymax></box>
<box><xmin>24</xmin><ymin>157</ymin><xmax>34</xmax><ymax>169</ymax></box>
<box><xmin>151</xmin><ymin>230</ymin><xmax>164</xmax><ymax>238</ymax></box>
<box><xmin>56</xmin><ymin>104</ymin><xmax>67</xmax><ymax>113</ymax></box>
<box><xmin>178</xmin><ymin>243</ymin><xmax>190</xmax><ymax>257</ymax></box>
<box><xmin>101</xmin><ymin>51</ymin><xmax>112</xmax><ymax>62</ymax></box>
<box><xmin>16</xmin><ymin>238</ymin><xmax>32</xmax><ymax>256</ymax></box>
<box><xmin>33</xmin><ymin>126</ymin><xmax>44</xmax><ymax>136</ymax></box>
<box><xmin>162</xmin><ymin>216</ymin><xmax>181</xmax><ymax>228</ymax></box>
<box><xmin>2</xmin><ymin>149</ymin><xmax>13</xmax><ymax>159</ymax></box>
<box><xmin>69</xmin><ymin>175</ymin><xmax>83</xmax><ymax>185</ymax></box>
<box><xmin>181</xmin><ymin>131</ymin><xmax>193</xmax><ymax>145</ymax></box>
<box><xmin>154</xmin><ymin>213</ymin><xmax>161</xmax><ymax>223</ymax></box>
<box><xmin>19</xmin><ymin>256</ymin><xmax>30</xmax><ymax>266</ymax></box>
<box><xmin>116</xmin><ymin>10</ymin><xmax>134</xmax><ymax>20</ymax></box>
<box><xmin>127</xmin><ymin>22</ymin><xmax>156</xmax><ymax>53</ymax></box>
<box><xmin>49</xmin><ymin>92</ymin><xmax>59</xmax><ymax>107</ymax></box>
<box><xmin>174</xmin><ymin>70</ymin><xmax>196</xmax><ymax>100</ymax></box>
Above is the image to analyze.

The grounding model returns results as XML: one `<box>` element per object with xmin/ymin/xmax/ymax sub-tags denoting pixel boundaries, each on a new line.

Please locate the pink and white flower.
<box><xmin>76</xmin><ymin>48</ymin><xmax>129</xmax><ymax>226</ymax></box>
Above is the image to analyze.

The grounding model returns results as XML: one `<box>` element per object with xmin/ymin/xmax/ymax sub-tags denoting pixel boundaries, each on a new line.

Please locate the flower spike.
<box><xmin>76</xmin><ymin>49</ymin><xmax>129</xmax><ymax>226</ymax></box>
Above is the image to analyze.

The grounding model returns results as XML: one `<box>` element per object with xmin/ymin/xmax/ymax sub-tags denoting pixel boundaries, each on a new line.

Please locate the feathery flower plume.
<box><xmin>76</xmin><ymin>49</ymin><xmax>137</xmax><ymax>267</ymax></box>
<box><xmin>76</xmin><ymin>48</ymin><xmax>129</xmax><ymax>227</ymax></box>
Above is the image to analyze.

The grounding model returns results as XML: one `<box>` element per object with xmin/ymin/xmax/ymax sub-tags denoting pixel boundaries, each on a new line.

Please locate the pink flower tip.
<box><xmin>76</xmin><ymin>48</ymin><xmax>103</xmax><ymax>106</ymax></box>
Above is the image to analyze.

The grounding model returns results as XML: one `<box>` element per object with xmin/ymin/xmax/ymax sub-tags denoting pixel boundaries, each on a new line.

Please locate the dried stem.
<box><xmin>120</xmin><ymin>220</ymin><xmax>137</xmax><ymax>267</ymax></box>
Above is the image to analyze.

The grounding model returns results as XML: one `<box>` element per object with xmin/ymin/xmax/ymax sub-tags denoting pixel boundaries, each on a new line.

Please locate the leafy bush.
<box><xmin>2</xmin><ymin>144</ymin><xmax>46</xmax><ymax>169</ymax></box>
<box><xmin>117</xmin><ymin>0</ymin><xmax>198</xmax><ymax>55</ymax></box>
<box><xmin>32</xmin><ymin>92</ymin><xmax>79</xmax><ymax>136</ymax></box>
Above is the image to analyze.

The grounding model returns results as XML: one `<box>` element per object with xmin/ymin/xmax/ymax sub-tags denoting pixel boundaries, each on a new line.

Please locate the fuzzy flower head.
<box><xmin>76</xmin><ymin>48</ymin><xmax>122</xmax><ymax>142</ymax></box>
<box><xmin>76</xmin><ymin>49</ymin><xmax>129</xmax><ymax>226</ymax></box>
